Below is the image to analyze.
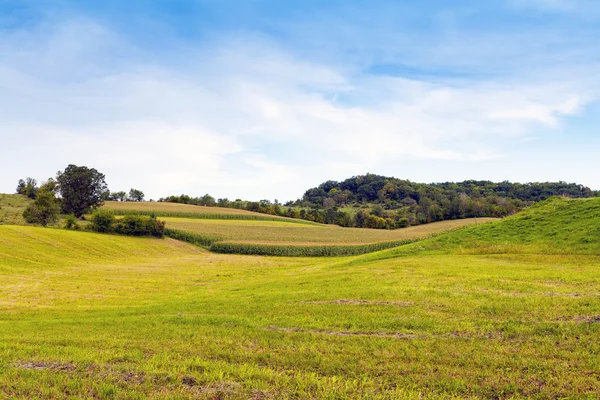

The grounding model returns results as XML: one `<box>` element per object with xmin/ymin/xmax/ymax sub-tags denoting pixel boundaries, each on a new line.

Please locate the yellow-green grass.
<box><xmin>366</xmin><ymin>197</ymin><xmax>600</xmax><ymax>262</ymax></box>
<box><xmin>2</xmin><ymin>225</ymin><xmax>600</xmax><ymax>398</ymax></box>
<box><xmin>163</xmin><ymin>217</ymin><xmax>497</xmax><ymax>245</ymax></box>
<box><xmin>0</xmin><ymin>194</ymin><xmax>31</xmax><ymax>225</ymax></box>
<box><xmin>102</xmin><ymin>201</ymin><xmax>317</xmax><ymax>224</ymax></box>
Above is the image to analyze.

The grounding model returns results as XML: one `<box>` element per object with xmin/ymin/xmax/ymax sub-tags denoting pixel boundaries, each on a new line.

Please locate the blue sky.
<box><xmin>1</xmin><ymin>0</ymin><xmax>599</xmax><ymax>201</ymax></box>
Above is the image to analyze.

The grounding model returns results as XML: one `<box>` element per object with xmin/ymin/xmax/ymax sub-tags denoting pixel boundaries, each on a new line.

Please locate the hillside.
<box><xmin>0</xmin><ymin>194</ymin><xmax>31</xmax><ymax>225</ymax></box>
<box><xmin>3</xmin><ymin>219</ymin><xmax>600</xmax><ymax>398</ymax></box>
<box><xmin>292</xmin><ymin>174</ymin><xmax>598</xmax><ymax>227</ymax></box>
<box><xmin>374</xmin><ymin>197</ymin><xmax>600</xmax><ymax>257</ymax></box>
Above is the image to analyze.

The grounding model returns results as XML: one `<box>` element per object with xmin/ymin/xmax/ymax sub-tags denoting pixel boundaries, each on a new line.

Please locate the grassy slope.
<box><xmin>0</xmin><ymin>194</ymin><xmax>31</xmax><ymax>225</ymax></box>
<box><xmin>364</xmin><ymin>197</ymin><xmax>600</xmax><ymax>261</ymax></box>
<box><xmin>2</xmin><ymin>212</ymin><xmax>600</xmax><ymax>398</ymax></box>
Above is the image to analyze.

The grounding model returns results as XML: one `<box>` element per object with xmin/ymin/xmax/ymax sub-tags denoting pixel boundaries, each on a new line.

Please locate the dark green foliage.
<box><xmin>156</xmin><ymin>175</ymin><xmax>600</xmax><ymax>230</ymax></box>
<box><xmin>114</xmin><ymin>215</ymin><xmax>165</xmax><ymax>237</ymax></box>
<box><xmin>128</xmin><ymin>188</ymin><xmax>145</xmax><ymax>202</ymax></box>
<box><xmin>90</xmin><ymin>210</ymin><xmax>116</xmax><ymax>233</ymax></box>
<box><xmin>22</xmin><ymin>190</ymin><xmax>60</xmax><ymax>226</ymax></box>
<box><xmin>15</xmin><ymin>179</ymin><xmax>26</xmax><ymax>195</ymax></box>
<box><xmin>295</xmin><ymin>174</ymin><xmax>599</xmax><ymax>228</ymax></box>
<box><xmin>109</xmin><ymin>191</ymin><xmax>127</xmax><ymax>202</ymax></box>
<box><xmin>159</xmin><ymin>194</ymin><xmax>219</xmax><ymax>207</ymax></box>
<box><xmin>57</xmin><ymin>165</ymin><xmax>108</xmax><ymax>217</ymax></box>
<box><xmin>16</xmin><ymin>177</ymin><xmax>38</xmax><ymax>199</ymax></box>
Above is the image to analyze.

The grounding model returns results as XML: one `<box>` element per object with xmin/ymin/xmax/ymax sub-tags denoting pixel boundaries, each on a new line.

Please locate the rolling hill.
<box><xmin>364</xmin><ymin>197</ymin><xmax>600</xmax><ymax>261</ymax></box>
<box><xmin>2</xmin><ymin>202</ymin><xmax>600</xmax><ymax>398</ymax></box>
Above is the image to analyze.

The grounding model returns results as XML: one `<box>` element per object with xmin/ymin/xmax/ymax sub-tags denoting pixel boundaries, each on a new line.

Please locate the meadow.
<box><xmin>1</xmin><ymin>197</ymin><xmax>599</xmax><ymax>398</ymax></box>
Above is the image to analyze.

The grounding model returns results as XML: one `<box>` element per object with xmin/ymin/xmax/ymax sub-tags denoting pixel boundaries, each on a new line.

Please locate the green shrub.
<box><xmin>90</xmin><ymin>210</ymin><xmax>115</xmax><ymax>233</ymax></box>
<box><xmin>22</xmin><ymin>190</ymin><xmax>60</xmax><ymax>226</ymax></box>
<box><xmin>114</xmin><ymin>215</ymin><xmax>165</xmax><ymax>237</ymax></box>
<box><xmin>63</xmin><ymin>214</ymin><xmax>78</xmax><ymax>230</ymax></box>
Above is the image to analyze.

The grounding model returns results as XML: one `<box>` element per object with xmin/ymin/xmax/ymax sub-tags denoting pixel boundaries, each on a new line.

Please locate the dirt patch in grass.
<box><xmin>184</xmin><ymin>380</ymin><xmax>244</xmax><ymax>397</ymax></box>
<box><xmin>305</xmin><ymin>299</ymin><xmax>414</xmax><ymax>307</ymax></box>
<box><xmin>572</xmin><ymin>315</ymin><xmax>600</xmax><ymax>323</ymax></box>
<box><xmin>265</xmin><ymin>325</ymin><xmax>422</xmax><ymax>339</ymax></box>
<box><xmin>14</xmin><ymin>361</ymin><xmax>77</xmax><ymax>372</ymax></box>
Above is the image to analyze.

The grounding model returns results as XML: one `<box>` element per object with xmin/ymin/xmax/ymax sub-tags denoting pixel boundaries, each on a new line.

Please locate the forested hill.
<box><xmin>290</xmin><ymin>174</ymin><xmax>598</xmax><ymax>226</ymax></box>
<box><xmin>159</xmin><ymin>174</ymin><xmax>598</xmax><ymax>229</ymax></box>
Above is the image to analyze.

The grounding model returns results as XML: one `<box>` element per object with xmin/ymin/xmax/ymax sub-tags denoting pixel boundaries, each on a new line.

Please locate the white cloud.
<box><xmin>1</xmin><ymin>13</ymin><xmax>599</xmax><ymax>200</ymax></box>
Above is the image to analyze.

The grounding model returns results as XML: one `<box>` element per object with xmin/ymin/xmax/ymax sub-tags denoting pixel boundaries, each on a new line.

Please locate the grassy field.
<box><xmin>0</xmin><ymin>194</ymin><xmax>31</xmax><ymax>225</ymax></box>
<box><xmin>1</xmin><ymin>197</ymin><xmax>600</xmax><ymax>398</ymax></box>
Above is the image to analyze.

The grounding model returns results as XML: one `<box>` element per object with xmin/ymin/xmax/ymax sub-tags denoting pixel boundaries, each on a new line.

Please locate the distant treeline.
<box><xmin>159</xmin><ymin>174</ymin><xmax>598</xmax><ymax>229</ymax></box>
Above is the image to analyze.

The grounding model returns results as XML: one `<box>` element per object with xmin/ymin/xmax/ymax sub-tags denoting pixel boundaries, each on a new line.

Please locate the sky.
<box><xmin>1</xmin><ymin>0</ymin><xmax>599</xmax><ymax>201</ymax></box>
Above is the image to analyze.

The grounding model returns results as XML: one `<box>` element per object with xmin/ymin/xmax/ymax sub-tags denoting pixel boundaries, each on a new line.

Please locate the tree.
<box><xmin>323</xmin><ymin>198</ymin><xmax>335</xmax><ymax>210</ymax></box>
<box><xmin>110</xmin><ymin>191</ymin><xmax>127</xmax><ymax>202</ymax></box>
<box><xmin>56</xmin><ymin>165</ymin><xmax>108</xmax><ymax>217</ymax></box>
<box><xmin>39</xmin><ymin>178</ymin><xmax>58</xmax><ymax>194</ymax></box>
<box><xmin>128</xmin><ymin>188</ymin><xmax>145</xmax><ymax>202</ymax></box>
<box><xmin>16</xmin><ymin>179</ymin><xmax>26</xmax><ymax>195</ymax></box>
<box><xmin>200</xmin><ymin>194</ymin><xmax>216</xmax><ymax>207</ymax></box>
<box><xmin>16</xmin><ymin>177</ymin><xmax>38</xmax><ymax>199</ymax></box>
<box><xmin>22</xmin><ymin>189</ymin><xmax>60</xmax><ymax>226</ymax></box>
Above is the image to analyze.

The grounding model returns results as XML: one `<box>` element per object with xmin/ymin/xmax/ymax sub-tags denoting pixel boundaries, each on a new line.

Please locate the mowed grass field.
<box><xmin>2</xmin><ymin>198</ymin><xmax>600</xmax><ymax>398</ymax></box>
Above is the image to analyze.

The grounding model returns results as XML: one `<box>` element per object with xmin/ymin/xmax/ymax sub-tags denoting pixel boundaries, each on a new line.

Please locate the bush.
<box><xmin>22</xmin><ymin>190</ymin><xmax>60</xmax><ymax>226</ymax></box>
<box><xmin>63</xmin><ymin>214</ymin><xmax>79</xmax><ymax>230</ymax></box>
<box><xmin>397</xmin><ymin>217</ymin><xmax>410</xmax><ymax>228</ymax></box>
<box><xmin>114</xmin><ymin>215</ymin><xmax>165</xmax><ymax>237</ymax></box>
<box><xmin>90</xmin><ymin>210</ymin><xmax>116</xmax><ymax>233</ymax></box>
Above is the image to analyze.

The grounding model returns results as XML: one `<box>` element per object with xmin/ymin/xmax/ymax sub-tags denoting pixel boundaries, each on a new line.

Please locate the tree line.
<box><xmin>159</xmin><ymin>174</ymin><xmax>598</xmax><ymax>229</ymax></box>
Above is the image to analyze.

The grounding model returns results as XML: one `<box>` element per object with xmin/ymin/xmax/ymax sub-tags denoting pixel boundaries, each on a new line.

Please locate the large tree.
<box><xmin>128</xmin><ymin>188</ymin><xmax>145</xmax><ymax>202</ymax></box>
<box><xmin>56</xmin><ymin>164</ymin><xmax>108</xmax><ymax>217</ymax></box>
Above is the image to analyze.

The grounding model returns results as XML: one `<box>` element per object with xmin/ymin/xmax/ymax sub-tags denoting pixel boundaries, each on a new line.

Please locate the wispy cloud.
<box><xmin>1</xmin><ymin>2</ymin><xmax>600</xmax><ymax>199</ymax></box>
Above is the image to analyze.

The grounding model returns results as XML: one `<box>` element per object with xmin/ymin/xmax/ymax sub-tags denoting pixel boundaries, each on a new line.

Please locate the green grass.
<box><xmin>0</xmin><ymin>194</ymin><xmax>31</xmax><ymax>225</ymax></box>
<box><xmin>368</xmin><ymin>197</ymin><xmax>600</xmax><ymax>261</ymax></box>
<box><xmin>2</xmin><ymin>195</ymin><xmax>600</xmax><ymax>398</ymax></box>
